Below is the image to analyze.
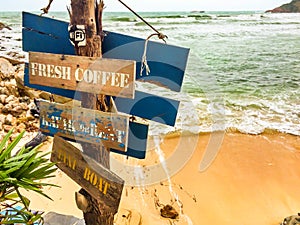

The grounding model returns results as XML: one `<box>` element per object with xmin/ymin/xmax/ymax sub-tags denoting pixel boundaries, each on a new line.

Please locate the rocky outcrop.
<box><xmin>0</xmin><ymin>57</ymin><xmax>72</xmax><ymax>141</ymax></box>
<box><xmin>0</xmin><ymin>58</ymin><xmax>38</xmax><ymax>140</ymax></box>
<box><xmin>266</xmin><ymin>0</ymin><xmax>300</xmax><ymax>13</ymax></box>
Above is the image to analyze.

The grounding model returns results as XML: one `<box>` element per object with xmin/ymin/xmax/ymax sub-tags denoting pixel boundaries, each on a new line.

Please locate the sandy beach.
<box><xmin>24</xmin><ymin>131</ymin><xmax>300</xmax><ymax>225</ymax></box>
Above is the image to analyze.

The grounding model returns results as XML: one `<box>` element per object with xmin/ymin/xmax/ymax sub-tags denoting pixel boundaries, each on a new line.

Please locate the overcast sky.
<box><xmin>0</xmin><ymin>0</ymin><xmax>290</xmax><ymax>12</ymax></box>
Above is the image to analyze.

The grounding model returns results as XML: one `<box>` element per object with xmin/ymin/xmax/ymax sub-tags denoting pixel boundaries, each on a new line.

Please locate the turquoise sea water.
<box><xmin>0</xmin><ymin>11</ymin><xmax>299</xmax><ymax>135</ymax></box>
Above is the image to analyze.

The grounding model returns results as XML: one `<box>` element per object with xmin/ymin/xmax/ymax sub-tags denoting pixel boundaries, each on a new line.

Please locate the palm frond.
<box><xmin>0</xmin><ymin>129</ymin><xmax>58</xmax><ymax>224</ymax></box>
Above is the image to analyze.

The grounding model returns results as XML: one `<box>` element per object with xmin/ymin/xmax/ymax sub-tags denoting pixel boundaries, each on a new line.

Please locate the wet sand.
<box><xmin>26</xmin><ymin>132</ymin><xmax>300</xmax><ymax>225</ymax></box>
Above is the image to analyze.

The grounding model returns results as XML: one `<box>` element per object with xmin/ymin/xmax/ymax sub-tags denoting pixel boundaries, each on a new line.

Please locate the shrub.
<box><xmin>0</xmin><ymin>129</ymin><xmax>58</xmax><ymax>224</ymax></box>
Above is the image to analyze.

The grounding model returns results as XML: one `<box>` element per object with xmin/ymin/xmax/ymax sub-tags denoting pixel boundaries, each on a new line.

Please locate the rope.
<box><xmin>116</xmin><ymin>0</ymin><xmax>169</xmax><ymax>76</ymax></box>
<box><xmin>140</xmin><ymin>33</ymin><xmax>156</xmax><ymax>76</ymax></box>
<box><xmin>117</xmin><ymin>0</ymin><xmax>168</xmax><ymax>43</ymax></box>
<box><xmin>140</xmin><ymin>32</ymin><xmax>168</xmax><ymax>76</ymax></box>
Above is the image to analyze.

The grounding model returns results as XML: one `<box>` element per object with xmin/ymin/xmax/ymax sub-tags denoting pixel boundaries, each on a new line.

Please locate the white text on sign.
<box><xmin>29</xmin><ymin>52</ymin><xmax>136</xmax><ymax>98</ymax></box>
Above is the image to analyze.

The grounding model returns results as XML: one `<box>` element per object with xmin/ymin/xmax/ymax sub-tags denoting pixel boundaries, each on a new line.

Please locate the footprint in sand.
<box><xmin>114</xmin><ymin>209</ymin><xmax>141</xmax><ymax>225</ymax></box>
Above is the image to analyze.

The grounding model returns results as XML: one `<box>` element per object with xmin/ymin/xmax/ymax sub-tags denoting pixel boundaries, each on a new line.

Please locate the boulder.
<box><xmin>280</xmin><ymin>213</ymin><xmax>300</xmax><ymax>225</ymax></box>
<box><xmin>0</xmin><ymin>86</ymin><xmax>9</xmax><ymax>95</ymax></box>
<box><xmin>11</xmin><ymin>105</ymin><xmax>23</xmax><ymax>116</ymax></box>
<box><xmin>0</xmin><ymin>58</ymin><xmax>15</xmax><ymax>80</ymax></box>
<box><xmin>5</xmin><ymin>80</ymin><xmax>19</xmax><ymax>97</ymax></box>
<box><xmin>0</xmin><ymin>94</ymin><xmax>6</xmax><ymax>104</ymax></box>
<box><xmin>160</xmin><ymin>204</ymin><xmax>179</xmax><ymax>219</ymax></box>
<box><xmin>43</xmin><ymin>212</ymin><xmax>83</xmax><ymax>225</ymax></box>
<box><xmin>5</xmin><ymin>95</ymin><xmax>16</xmax><ymax>104</ymax></box>
<box><xmin>4</xmin><ymin>114</ymin><xmax>14</xmax><ymax>125</ymax></box>
<box><xmin>0</xmin><ymin>56</ymin><xmax>24</xmax><ymax>65</ymax></box>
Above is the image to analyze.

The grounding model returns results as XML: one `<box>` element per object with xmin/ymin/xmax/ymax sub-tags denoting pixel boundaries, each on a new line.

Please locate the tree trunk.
<box><xmin>70</xmin><ymin>0</ymin><xmax>114</xmax><ymax>224</ymax></box>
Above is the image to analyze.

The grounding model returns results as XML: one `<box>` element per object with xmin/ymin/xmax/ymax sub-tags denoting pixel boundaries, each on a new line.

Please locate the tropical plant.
<box><xmin>0</xmin><ymin>129</ymin><xmax>58</xmax><ymax>224</ymax></box>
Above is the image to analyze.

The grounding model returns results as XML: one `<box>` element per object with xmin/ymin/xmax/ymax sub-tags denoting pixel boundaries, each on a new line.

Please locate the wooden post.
<box><xmin>69</xmin><ymin>0</ymin><xmax>115</xmax><ymax>224</ymax></box>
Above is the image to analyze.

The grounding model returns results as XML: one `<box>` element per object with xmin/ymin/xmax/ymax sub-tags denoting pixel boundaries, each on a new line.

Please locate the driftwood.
<box><xmin>69</xmin><ymin>1</ymin><xmax>122</xmax><ymax>224</ymax></box>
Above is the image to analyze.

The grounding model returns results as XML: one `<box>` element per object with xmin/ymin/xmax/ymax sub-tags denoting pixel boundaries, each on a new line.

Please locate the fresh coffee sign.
<box><xmin>29</xmin><ymin>51</ymin><xmax>136</xmax><ymax>98</ymax></box>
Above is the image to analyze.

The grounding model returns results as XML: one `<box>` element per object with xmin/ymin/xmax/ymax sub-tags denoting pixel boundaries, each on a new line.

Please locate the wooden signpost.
<box><xmin>22</xmin><ymin>11</ymin><xmax>187</xmax><ymax>127</ymax></box>
<box><xmin>22</xmin><ymin>2</ymin><xmax>189</xmax><ymax>224</ymax></box>
<box><xmin>29</xmin><ymin>52</ymin><xmax>136</xmax><ymax>98</ymax></box>
<box><xmin>39</xmin><ymin>101</ymin><xmax>129</xmax><ymax>151</ymax></box>
<box><xmin>51</xmin><ymin>136</ymin><xmax>124</xmax><ymax>214</ymax></box>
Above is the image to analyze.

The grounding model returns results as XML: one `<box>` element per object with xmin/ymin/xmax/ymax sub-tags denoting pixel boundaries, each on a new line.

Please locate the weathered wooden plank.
<box><xmin>39</xmin><ymin>101</ymin><xmax>129</xmax><ymax>151</ymax></box>
<box><xmin>51</xmin><ymin>136</ymin><xmax>124</xmax><ymax>213</ymax></box>
<box><xmin>24</xmin><ymin>66</ymin><xmax>179</xmax><ymax>127</ymax></box>
<box><xmin>29</xmin><ymin>52</ymin><xmax>136</xmax><ymax>98</ymax></box>
<box><xmin>22</xmin><ymin>11</ymin><xmax>189</xmax><ymax>92</ymax></box>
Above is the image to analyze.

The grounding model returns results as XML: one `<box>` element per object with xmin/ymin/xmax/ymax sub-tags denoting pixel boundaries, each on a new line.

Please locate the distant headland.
<box><xmin>266</xmin><ymin>0</ymin><xmax>300</xmax><ymax>13</ymax></box>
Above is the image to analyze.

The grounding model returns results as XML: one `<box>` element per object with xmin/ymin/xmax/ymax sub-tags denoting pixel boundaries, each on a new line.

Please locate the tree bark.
<box><xmin>70</xmin><ymin>0</ymin><xmax>114</xmax><ymax>224</ymax></box>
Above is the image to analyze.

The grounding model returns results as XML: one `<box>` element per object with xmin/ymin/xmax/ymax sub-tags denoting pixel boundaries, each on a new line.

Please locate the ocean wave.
<box><xmin>160</xmin><ymin>127</ymin><xmax>299</xmax><ymax>138</ymax></box>
<box><xmin>134</xmin><ymin>21</ymin><xmax>199</xmax><ymax>26</ymax></box>
<box><xmin>243</xmin><ymin>21</ymin><xmax>300</xmax><ymax>26</ymax></box>
<box><xmin>148</xmin><ymin>15</ymin><xmax>185</xmax><ymax>19</ymax></box>
<box><xmin>216</xmin><ymin>15</ymin><xmax>232</xmax><ymax>18</ymax></box>
<box><xmin>187</xmin><ymin>15</ymin><xmax>213</xmax><ymax>20</ymax></box>
<box><xmin>109</xmin><ymin>17</ymin><xmax>137</xmax><ymax>22</ymax></box>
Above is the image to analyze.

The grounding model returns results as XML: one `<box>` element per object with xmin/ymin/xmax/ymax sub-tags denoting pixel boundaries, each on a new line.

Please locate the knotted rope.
<box><xmin>116</xmin><ymin>0</ymin><xmax>168</xmax><ymax>76</ymax></box>
<box><xmin>140</xmin><ymin>33</ymin><xmax>167</xmax><ymax>76</ymax></box>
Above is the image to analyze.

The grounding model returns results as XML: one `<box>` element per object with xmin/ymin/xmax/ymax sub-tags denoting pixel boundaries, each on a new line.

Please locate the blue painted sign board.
<box><xmin>22</xmin><ymin>12</ymin><xmax>189</xmax><ymax>93</ymax></box>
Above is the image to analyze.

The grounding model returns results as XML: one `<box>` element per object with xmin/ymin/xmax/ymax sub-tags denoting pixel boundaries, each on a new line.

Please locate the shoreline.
<box><xmin>24</xmin><ymin>131</ymin><xmax>300</xmax><ymax>225</ymax></box>
<box><xmin>1</xmin><ymin>10</ymin><xmax>300</xmax><ymax>224</ymax></box>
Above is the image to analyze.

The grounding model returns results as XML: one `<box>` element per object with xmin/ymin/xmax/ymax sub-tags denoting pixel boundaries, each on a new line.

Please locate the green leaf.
<box><xmin>3</xmin><ymin>163</ymin><xmax>25</xmax><ymax>176</ymax></box>
<box><xmin>15</xmin><ymin>187</ymin><xmax>31</xmax><ymax>209</ymax></box>
<box><xmin>0</xmin><ymin>219</ymin><xmax>27</xmax><ymax>224</ymax></box>
<box><xmin>0</xmin><ymin>129</ymin><xmax>13</xmax><ymax>154</ymax></box>
<box><xmin>4</xmin><ymin>150</ymin><xmax>36</xmax><ymax>164</ymax></box>
<box><xmin>18</xmin><ymin>160</ymin><xmax>42</xmax><ymax>178</ymax></box>
<box><xmin>5</xmin><ymin>130</ymin><xmax>25</xmax><ymax>157</ymax></box>
<box><xmin>0</xmin><ymin>131</ymin><xmax>25</xmax><ymax>164</ymax></box>
<box><xmin>0</xmin><ymin>170</ymin><xmax>8</xmax><ymax>179</ymax></box>
<box><xmin>3</xmin><ymin>192</ymin><xmax>19</xmax><ymax>200</ymax></box>
<box><xmin>28</xmin><ymin>163</ymin><xmax>57</xmax><ymax>179</ymax></box>
<box><xmin>13</xmin><ymin>151</ymin><xmax>39</xmax><ymax>178</ymax></box>
<box><xmin>16</xmin><ymin>145</ymin><xmax>27</xmax><ymax>157</ymax></box>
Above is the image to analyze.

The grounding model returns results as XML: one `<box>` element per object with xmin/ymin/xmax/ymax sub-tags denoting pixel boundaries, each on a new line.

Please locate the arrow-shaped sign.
<box><xmin>51</xmin><ymin>135</ymin><xmax>124</xmax><ymax>214</ymax></box>
<box><xmin>39</xmin><ymin>101</ymin><xmax>130</xmax><ymax>151</ymax></box>
<box><xmin>29</xmin><ymin>51</ymin><xmax>136</xmax><ymax>99</ymax></box>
